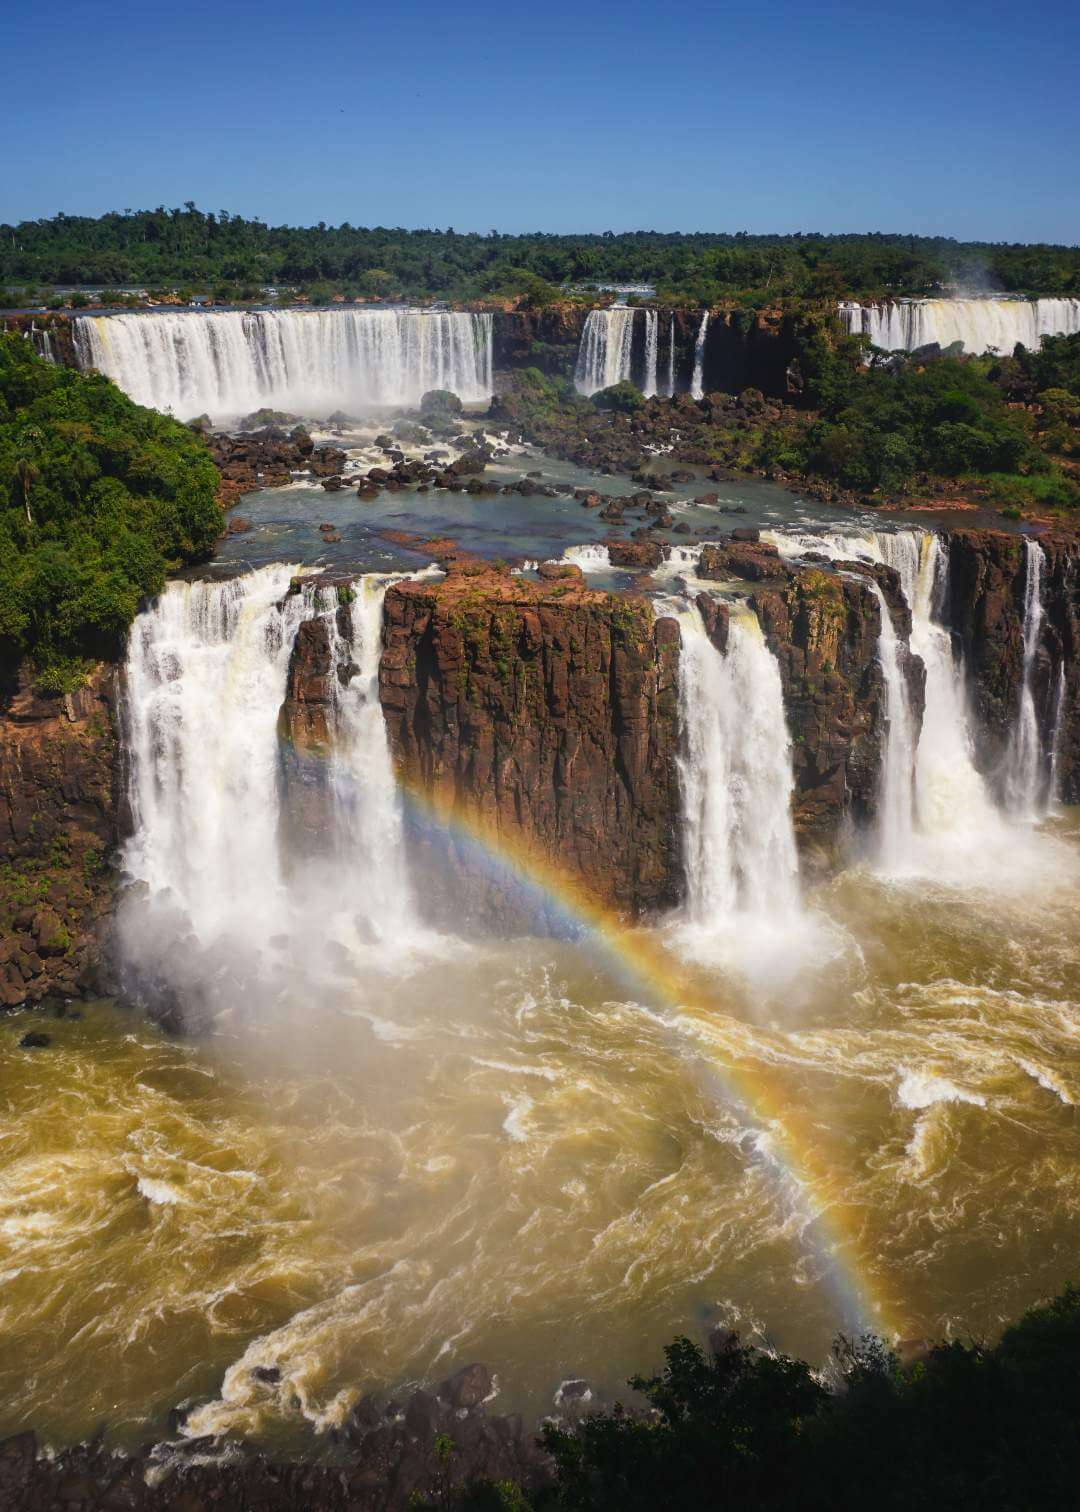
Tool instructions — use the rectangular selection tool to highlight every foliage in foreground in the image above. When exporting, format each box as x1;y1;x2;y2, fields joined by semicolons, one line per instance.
416;1285;1080;1511
0;334;220;687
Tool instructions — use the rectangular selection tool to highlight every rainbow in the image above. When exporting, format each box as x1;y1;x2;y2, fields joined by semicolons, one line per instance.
395;777;907;1343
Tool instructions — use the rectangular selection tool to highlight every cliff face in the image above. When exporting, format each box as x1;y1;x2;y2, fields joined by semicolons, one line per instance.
750;566;924;860
375;562;683;930
0;663;120;1008
946;529;1079;801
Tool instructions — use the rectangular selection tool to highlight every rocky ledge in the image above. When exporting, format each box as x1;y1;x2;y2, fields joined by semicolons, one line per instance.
0;663;120;1010
0;1364;552;1511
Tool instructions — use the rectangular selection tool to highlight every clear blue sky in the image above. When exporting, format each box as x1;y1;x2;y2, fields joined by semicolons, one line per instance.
5;0;1078;242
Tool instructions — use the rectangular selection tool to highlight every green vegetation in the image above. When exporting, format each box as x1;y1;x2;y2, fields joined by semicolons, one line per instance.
3;208;1080;306
414;1285;1080;1510
0;334;221;688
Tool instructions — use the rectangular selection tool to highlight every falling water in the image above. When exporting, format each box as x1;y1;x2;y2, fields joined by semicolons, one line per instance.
642;310;659;398
1004;539;1047;817
865;581;917;866
574;308;637;395
1048;662;1068;809
675;603;800;919
690;312;710;399
764;528;1003;859
322;577;415;940
665;314;676;397
838;297;1080;355
75;309;494;417
120;565;426;1016
122;566;311;943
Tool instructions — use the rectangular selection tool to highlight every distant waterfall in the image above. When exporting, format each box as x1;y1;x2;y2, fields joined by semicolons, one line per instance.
574;308;637;395
74;309;494;418
690;312;710;399
1004;540;1048;816
642;310;659;398
865;580;917;866
838;297;1080;355
676;604;800;919
665;314;676;396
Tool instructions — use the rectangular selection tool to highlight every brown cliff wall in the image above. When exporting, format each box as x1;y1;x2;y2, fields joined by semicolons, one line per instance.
750;566;923;860
376;563;683;930
946;529;1079;802
0;663;121;1008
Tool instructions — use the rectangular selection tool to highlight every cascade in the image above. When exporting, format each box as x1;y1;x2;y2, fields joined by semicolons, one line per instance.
1048;662;1068;809
675;602;800;920
120;565;421;1008
665;314;676;396
122;565;310;942
690;311;710;399
865;580;917;866
642;310;658;397
321;576;415;939
74;308;494;418
838;297;1080;355
574;308;637;395
1004;539;1048;816
764;527;1002;851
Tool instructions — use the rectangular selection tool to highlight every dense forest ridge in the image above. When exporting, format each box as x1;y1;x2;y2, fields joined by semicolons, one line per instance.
2;206;1080;307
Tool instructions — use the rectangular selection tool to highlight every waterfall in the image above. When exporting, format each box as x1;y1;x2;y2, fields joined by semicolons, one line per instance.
838;297;1080;355
1048;662;1068;809
322;576;414;939
119;565;424;1019
74;308;494;418
676;604;800;920
764;527;1002;855
574;308;637;395
122;565;310;942
865;580;917;866
665;314;676;397
1004;539;1047;816
690;312;710;399
642;310;659;398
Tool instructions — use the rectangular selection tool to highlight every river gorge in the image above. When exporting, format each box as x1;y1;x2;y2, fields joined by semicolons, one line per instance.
1;310;1078;1499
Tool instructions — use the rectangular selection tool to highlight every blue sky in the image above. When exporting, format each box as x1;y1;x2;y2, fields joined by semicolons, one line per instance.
5;0;1078;241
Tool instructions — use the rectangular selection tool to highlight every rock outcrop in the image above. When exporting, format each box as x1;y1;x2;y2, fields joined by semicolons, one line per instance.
946;528;1079;800
376;561;683;929
751;566;924;860
0;663;120;1008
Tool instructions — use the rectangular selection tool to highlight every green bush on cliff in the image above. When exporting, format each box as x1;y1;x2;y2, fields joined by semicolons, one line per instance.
0;333;220;686
420;1285;1080;1511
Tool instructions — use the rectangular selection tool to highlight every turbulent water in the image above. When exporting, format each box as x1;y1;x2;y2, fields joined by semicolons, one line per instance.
838;296;1080;354
74;309;494;417
573;308;637;395
2;529;1078;1455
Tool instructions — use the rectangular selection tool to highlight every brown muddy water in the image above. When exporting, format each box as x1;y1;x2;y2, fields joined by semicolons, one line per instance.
2;814;1078;1452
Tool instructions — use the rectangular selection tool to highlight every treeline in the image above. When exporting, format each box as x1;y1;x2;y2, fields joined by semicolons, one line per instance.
418;1284;1080;1511
2;207;1080;306
0;334;220;691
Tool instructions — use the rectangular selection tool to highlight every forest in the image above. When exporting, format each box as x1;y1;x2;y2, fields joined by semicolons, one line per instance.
0;334;221;691
3;207;1080;307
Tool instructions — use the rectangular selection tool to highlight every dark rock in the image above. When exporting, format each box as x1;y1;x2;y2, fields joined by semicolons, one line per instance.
438;1362;493;1410
19;1030;51;1048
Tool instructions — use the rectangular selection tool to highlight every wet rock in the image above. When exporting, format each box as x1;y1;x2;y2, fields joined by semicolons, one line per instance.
439;1362;493;1410
19;1030;51;1048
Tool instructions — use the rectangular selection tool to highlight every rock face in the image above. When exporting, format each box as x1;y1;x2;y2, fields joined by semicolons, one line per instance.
377;561;683;929
946;529;1079;801
0;662;121;1008
751;566;924;860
